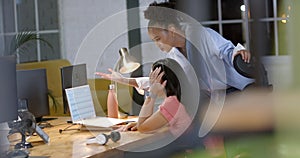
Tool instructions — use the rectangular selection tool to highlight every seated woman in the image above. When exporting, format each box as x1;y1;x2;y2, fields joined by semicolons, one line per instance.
120;58;194;138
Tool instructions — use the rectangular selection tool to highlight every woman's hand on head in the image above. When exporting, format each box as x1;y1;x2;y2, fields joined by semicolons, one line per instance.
149;67;164;86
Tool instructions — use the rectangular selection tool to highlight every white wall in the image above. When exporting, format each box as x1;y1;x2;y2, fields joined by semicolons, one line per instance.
58;0;167;78
58;0;129;78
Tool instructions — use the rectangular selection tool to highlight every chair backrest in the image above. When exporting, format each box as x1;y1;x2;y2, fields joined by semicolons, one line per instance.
130;62;153;105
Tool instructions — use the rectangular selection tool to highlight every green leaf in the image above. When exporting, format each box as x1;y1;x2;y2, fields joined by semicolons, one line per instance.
48;89;58;112
10;30;54;56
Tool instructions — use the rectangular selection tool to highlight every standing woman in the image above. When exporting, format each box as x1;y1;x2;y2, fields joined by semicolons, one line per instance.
142;2;257;156
144;1;254;96
96;1;254;97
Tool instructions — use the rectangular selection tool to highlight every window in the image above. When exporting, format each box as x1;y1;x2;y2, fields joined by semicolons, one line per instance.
0;0;60;63
200;0;289;56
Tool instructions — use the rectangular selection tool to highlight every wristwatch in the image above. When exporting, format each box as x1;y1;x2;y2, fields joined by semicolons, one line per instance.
144;90;157;99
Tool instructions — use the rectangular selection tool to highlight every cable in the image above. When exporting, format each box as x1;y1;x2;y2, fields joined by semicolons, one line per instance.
58;124;81;134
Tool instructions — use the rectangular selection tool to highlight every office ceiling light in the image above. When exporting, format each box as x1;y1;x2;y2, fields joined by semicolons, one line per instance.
117;48;140;74
240;5;245;12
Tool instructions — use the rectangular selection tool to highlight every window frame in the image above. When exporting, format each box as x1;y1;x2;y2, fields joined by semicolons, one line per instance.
0;0;60;62
200;0;287;56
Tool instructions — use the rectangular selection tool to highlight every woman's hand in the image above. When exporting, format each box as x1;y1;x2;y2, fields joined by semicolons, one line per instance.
149;66;167;98
117;122;137;132
149;80;167;98
235;50;251;63
149;67;164;86
95;68;123;81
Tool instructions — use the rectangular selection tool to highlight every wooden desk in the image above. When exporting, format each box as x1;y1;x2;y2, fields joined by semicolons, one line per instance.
8;117;168;158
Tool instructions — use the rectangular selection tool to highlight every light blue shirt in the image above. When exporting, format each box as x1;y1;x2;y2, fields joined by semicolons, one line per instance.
185;26;254;92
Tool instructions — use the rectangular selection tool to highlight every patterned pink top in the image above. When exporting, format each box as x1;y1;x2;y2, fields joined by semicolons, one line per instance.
159;96;192;137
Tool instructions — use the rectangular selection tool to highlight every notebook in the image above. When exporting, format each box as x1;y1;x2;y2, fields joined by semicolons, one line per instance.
65;85;137;128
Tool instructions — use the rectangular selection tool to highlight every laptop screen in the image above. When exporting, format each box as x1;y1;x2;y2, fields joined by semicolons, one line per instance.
65;85;96;123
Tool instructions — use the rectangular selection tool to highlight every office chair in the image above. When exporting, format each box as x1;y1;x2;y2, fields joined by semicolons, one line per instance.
130;62;153;115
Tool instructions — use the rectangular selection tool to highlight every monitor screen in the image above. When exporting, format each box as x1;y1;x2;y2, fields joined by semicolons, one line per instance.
16;69;49;121
61;64;87;114
0;55;18;123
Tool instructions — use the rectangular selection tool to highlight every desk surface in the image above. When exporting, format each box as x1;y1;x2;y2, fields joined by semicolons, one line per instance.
7;89;284;158
8;117;167;158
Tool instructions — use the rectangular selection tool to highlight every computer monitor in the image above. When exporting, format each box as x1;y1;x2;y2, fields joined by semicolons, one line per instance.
60;64;87;114
16;68;49;122
0;55;18;123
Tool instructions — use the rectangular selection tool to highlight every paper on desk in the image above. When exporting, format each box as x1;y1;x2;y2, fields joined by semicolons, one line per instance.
82;117;138;128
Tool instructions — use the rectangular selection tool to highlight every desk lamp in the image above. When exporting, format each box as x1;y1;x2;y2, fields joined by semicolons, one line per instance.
107;48;140;118
117;48;140;74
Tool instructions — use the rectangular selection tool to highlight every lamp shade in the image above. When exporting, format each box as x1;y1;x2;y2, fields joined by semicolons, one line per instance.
117;48;140;74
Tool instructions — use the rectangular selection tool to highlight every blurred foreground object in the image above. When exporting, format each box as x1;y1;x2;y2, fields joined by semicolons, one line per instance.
8;110;36;149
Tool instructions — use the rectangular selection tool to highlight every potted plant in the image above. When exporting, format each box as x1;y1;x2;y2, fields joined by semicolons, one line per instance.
9;30;58;112
9;30;53;63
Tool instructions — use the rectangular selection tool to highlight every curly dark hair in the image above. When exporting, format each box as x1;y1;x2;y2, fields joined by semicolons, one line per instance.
144;1;182;29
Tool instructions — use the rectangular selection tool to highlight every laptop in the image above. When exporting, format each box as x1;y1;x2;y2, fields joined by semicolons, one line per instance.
65;85;137;128
61;63;87;114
